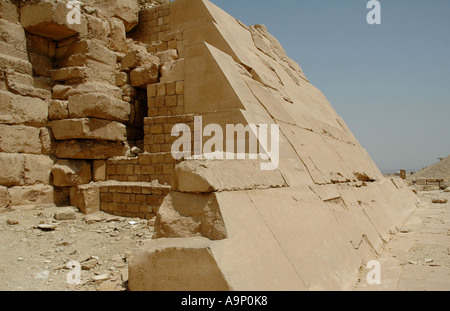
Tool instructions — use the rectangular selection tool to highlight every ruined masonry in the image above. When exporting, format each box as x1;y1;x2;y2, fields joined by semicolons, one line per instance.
0;0;418;290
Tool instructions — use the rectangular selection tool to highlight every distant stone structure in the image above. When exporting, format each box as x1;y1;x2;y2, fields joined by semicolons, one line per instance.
0;0;417;290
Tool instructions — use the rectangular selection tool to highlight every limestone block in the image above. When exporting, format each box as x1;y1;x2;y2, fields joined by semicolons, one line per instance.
0;124;42;154
173;160;287;193
108;17;127;53
160;59;184;83
128;237;230;291
68;93;131;123
130;63;159;87
52;85;72;100
0;185;10;209
0;54;32;75
23;154;54;185
40;127;56;155
0;19;27;52
86;14;111;41
92;160;106;182
0;0;19;23
93;0;138;32
5;72;51;100
154;192;227;241
52;160;92;187
54;206;77;220
121;48;158;70
29;52;53;77
70;184;100;214
0;152;24;187
51;66;90;82
56;140;129;160
8;184;54;207
115;72;129;87
0;41;28;61
50;118;127;141
0;91;48;126
49;100;68;120
20;1;87;41
155;49;179;63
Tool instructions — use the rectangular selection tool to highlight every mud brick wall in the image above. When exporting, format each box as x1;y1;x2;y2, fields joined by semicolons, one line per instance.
106;152;183;186
143;114;195;154
147;81;184;117
129;4;184;57
99;182;171;219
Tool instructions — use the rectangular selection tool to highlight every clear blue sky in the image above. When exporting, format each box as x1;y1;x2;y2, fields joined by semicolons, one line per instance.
210;0;450;172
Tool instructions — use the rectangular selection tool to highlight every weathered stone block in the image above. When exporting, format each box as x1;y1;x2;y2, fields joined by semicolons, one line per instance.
23;154;54;185
0;124;42;154
121;48;158;70
40;127;56;155
68;93;131;122
51;66;90;82
5;71;51;99
0;152;24;187
56;140;129;160
48;100;68;120
0;54;32;75
160;59;184;83
0;185;10;209
0;0;19;23
8;184;54;207
93;160;106;182
70;184;100;214
20;1;87;40
130;63;159;87
108;17;127;53
0;91;48;126
51;118;127;141
52;160;92;187
173;160;286;193
155;49;179;63
0;19;27;52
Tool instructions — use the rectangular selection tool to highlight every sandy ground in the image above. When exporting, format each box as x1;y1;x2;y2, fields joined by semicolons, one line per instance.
0;208;155;291
0;189;448;291
355;189;450;291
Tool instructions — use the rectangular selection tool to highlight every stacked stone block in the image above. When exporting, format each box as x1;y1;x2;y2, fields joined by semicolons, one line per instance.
0;1;55;209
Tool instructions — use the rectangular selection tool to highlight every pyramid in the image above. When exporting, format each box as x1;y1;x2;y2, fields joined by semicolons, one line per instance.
127;0;418;290
0;0;417;290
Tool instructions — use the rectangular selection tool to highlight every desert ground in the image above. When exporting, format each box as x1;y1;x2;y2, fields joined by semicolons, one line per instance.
0;187;448;291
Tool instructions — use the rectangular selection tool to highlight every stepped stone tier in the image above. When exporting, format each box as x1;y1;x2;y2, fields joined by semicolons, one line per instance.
0;0;417;290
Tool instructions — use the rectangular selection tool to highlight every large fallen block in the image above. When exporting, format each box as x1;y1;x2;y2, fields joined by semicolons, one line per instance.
70;183;100;214
50;118;127;141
